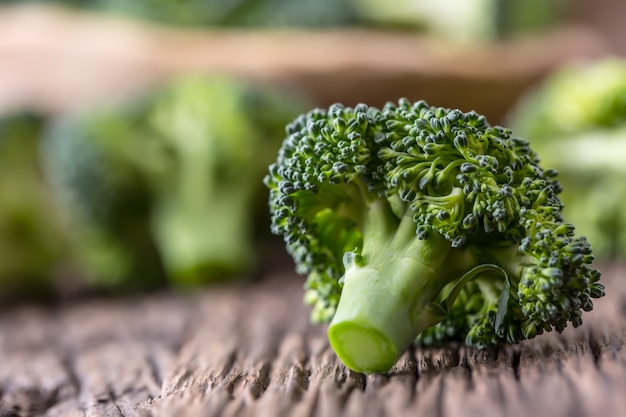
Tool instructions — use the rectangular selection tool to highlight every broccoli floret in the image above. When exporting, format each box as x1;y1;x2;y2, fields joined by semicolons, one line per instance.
265;99;604;374
42;75;308;288
509;58;626;259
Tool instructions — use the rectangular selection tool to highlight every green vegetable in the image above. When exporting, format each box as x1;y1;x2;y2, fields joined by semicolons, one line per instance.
0;113;71;301
42;105;166;291
509;58;626;259
42;75;308;288
265;99;604;374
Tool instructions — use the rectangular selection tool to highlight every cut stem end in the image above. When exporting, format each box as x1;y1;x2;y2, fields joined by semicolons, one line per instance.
328;321;398;374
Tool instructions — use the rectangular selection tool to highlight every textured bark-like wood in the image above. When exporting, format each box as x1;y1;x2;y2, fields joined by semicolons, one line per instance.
0;263;624;417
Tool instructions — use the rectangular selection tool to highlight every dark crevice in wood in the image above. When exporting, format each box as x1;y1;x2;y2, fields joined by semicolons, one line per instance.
107;386;127;417
295;340;313;395
459;351;475;391
302;366;312;392
405;347;419;401
294;337;318;399
59;354;83;410
449;346;461;369
588;332;603;369
510;348;521;381
41;385;63;415
249;362;272;400
221;370;243;398
219;350;238;380
355;372;367;392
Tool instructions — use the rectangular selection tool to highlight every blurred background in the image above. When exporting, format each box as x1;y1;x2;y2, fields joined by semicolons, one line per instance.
0;0;625;305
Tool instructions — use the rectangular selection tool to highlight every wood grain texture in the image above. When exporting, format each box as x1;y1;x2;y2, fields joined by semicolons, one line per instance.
0;262;624;417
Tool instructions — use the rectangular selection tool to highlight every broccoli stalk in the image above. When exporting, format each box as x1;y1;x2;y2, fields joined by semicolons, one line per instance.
266;100;604;374
144;76;307;284
149;135;255;284
329;200;458;372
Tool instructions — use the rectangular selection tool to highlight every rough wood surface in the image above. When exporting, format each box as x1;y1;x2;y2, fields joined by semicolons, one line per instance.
0;261;624;417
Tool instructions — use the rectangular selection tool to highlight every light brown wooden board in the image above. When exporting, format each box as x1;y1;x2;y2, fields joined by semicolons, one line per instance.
0;262;624;417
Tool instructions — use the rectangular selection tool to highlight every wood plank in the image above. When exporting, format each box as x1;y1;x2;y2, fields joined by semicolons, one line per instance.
0;262;624;417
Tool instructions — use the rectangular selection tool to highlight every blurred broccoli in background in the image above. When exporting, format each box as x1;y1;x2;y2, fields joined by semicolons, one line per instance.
42;106;167;291
42;75;309;289
0;113;72;302
508;58;626;259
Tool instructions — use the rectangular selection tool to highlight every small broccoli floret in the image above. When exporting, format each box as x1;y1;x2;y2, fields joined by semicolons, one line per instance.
266;99;604;374
43;75;308;288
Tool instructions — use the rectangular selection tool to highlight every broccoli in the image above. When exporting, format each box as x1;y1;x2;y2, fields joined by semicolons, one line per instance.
508;58;626;259
0;112;72;301
265;99;604;374
42;75;308;288
42;104;166;291
145;76;308;284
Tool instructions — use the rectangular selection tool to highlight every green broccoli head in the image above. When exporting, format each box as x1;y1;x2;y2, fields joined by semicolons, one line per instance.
43;75;309;288
265;99;604;374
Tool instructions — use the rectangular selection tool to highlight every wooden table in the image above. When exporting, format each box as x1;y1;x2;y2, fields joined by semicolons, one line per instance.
0;260;624;417
0;6;625;417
